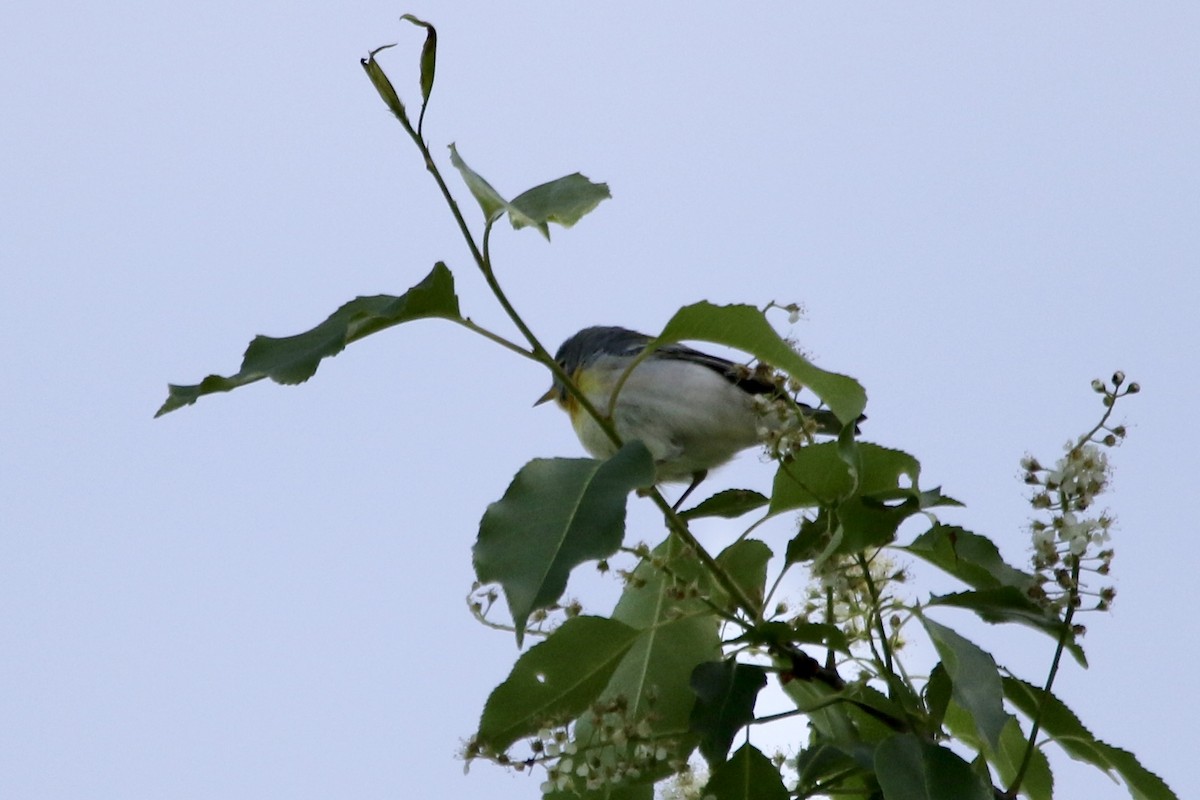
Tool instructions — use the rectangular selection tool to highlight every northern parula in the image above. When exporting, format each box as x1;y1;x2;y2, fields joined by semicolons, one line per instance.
537;326;849;500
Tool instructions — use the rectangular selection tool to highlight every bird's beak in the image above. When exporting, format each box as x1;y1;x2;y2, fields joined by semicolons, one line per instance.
533;386;557;407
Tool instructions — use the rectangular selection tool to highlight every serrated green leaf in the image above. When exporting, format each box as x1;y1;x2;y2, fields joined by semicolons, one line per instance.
927;588;1086;667
920;617;1006;754
475;616;640;752
360;44;409;126
713;539;772;610
448;143;507;222
903;525;1036;591
399;15;436;111
508;173;611;240
942;703;1053;800
473;442;654;645
705;743;789;800
156;263;460;416
1003;676;1178;800
689;660;768;767
679;489;768;521
656;303;866;429
874;734;993;800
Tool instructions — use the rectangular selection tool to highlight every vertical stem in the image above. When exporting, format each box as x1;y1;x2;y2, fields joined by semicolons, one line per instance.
1007;558;1081;797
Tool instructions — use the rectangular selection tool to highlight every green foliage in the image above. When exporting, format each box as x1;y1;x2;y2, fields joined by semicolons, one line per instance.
155;264;460;416
903;525;1036;591
476;616;641;752
1003;677;1177;800
928;588;1086;667
678;489;768;521
942;703;1054;800
449;143;611;237
657;303;865;428
920;617;1007;755
473;443;654;645
713;540;772;610
874;734;994;800
158;17;1175;800
704;743;789;800
689;659;769;766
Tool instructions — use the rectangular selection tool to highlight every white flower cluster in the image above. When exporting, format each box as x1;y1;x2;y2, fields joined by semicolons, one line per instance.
659;763;711;800
752;391;821;461
803;550;909;653
1027;443;1114;558
462;697;692;795
1021;373;1135;614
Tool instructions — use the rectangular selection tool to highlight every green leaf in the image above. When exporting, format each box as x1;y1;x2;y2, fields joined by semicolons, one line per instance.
1003;676;1178;800
448;143;508;222
678;489;768;521
770;442;919;514
689;660;768;766
567;534;722;791
794;744;871;797
779;674;857;745
607;535;721;732
704;743;789;800
771;443;946;555
156;263;460;416
874;734;993;800
473;442;655;645
942;703;1053;800
769;442;855;511
904;524;1036;591
360;43;410;126
841;682;914;740
475;616;640;752
927;588;1086;667
924;663;951;731
507;173;611;240
920;617;1006;754
655;303;866;429
784;509;834;566
399;14;436;111
713;539;772;609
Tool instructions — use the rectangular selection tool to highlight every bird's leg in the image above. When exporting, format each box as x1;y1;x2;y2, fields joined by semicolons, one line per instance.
671;470;708;513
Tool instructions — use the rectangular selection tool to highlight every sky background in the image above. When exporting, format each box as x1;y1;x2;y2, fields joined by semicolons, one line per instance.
3;3;1197;799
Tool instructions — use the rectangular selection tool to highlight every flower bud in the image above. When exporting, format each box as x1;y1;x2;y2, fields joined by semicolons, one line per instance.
1126;382;1140;394
1112;371;1125;386
1091;378;1105;393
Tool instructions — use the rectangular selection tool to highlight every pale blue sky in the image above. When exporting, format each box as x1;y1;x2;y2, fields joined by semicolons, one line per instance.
3;3;1197;799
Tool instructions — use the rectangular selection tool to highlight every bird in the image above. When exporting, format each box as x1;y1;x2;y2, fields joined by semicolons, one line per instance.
536;326;851;508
